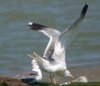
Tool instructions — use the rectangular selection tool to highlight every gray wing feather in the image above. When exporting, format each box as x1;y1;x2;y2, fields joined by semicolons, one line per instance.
60;4;88;48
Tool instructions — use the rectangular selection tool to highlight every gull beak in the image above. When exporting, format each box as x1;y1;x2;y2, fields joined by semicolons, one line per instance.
68;73;74;79
65;70;74;79
70;74;74;79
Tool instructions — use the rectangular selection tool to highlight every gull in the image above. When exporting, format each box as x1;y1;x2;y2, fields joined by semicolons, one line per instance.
14;59;42;84
60;76;88;85
28;4;88;84
72;76;88;82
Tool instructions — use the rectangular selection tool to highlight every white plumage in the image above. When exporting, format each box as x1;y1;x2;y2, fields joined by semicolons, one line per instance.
13;59;42;84
31;59;42;82
60;76;88;85
28;4;88;84
72;76;88;82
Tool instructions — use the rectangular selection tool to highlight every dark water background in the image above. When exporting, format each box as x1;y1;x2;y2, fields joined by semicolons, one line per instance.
0;0;100;82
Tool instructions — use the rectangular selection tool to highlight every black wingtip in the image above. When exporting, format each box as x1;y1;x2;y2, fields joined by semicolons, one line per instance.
28;22;47;30
81;4;88;18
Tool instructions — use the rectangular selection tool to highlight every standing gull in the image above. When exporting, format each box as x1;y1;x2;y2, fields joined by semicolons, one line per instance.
28;4;88;84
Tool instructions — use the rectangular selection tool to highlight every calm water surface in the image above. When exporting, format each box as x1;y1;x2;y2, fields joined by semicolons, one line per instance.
0;0;100;81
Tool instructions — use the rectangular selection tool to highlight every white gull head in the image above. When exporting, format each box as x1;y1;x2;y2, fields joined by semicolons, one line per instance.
72;76;88;82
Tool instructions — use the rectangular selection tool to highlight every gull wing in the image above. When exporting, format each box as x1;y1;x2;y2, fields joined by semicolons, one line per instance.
28;22;61;60
28;22;61;38
60;4;88;48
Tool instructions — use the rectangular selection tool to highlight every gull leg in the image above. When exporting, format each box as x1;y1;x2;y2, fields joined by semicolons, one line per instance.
52;74;57;84
49;73;53;83
49;73;57;84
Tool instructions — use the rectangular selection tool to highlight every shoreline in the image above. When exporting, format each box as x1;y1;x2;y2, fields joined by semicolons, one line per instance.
0;76;100;86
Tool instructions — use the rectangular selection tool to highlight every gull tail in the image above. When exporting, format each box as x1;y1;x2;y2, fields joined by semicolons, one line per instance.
28;52;48;66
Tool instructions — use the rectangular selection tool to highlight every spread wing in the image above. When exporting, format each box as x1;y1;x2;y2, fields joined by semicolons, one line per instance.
28;22;61;60
60;4;88;48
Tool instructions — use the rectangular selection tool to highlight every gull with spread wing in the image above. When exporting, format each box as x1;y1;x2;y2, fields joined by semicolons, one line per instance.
28;4;88;84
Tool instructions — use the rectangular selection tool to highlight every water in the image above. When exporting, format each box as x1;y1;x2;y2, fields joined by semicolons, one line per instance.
0;0;100;81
